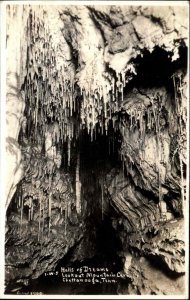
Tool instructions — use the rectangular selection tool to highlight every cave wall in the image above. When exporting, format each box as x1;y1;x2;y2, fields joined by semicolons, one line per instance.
6;6;26;209
6;4;188;209
5;4;188;296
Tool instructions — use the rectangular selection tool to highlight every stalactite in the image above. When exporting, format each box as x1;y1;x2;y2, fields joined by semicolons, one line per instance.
93;124;96;140
76;153;81;215
121;82;124;103
17;9;187;261
28;198;31;221
67;137;71;167
147;107;151;130
101;121;104;135
90;126;93;142
152;104;158;133
18;192;21;208
23;10;80;148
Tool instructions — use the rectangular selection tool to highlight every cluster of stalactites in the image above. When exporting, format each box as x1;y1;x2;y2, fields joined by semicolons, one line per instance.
118;92;168;220
129;96;165;135
79;70;127;139
23;10;78;153
22;9;186;151
17;155;75;241
172;71;187;214
23;9;140;148
23;10;128;162
22;10;186;222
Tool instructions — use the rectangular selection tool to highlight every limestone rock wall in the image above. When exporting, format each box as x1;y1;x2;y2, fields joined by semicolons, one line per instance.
5;4;188;296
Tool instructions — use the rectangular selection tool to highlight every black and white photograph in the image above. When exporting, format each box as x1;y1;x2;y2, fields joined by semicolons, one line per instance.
0;1;189;298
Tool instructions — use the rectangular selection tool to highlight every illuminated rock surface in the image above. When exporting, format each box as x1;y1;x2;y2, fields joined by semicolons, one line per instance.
5;4;187;295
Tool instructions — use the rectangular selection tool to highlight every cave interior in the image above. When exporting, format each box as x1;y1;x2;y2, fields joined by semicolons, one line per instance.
5;5;188;296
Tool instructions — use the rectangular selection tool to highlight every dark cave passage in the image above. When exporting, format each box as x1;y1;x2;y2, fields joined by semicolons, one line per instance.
4;4;188;297
5;42;188;295
33;216;124;295
123;45;187;92
79;123;122;214
47;126;124;295
5;123;125;295
6;44;187;295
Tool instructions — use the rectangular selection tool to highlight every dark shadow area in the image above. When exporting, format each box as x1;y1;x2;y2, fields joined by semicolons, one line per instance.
145;253;185;280
5;39;188;296
123;45;187;93
5;122;125;295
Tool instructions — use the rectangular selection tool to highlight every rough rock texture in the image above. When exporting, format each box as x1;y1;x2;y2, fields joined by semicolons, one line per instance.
5;4;188;296
117;219;185;295
6;6;26;208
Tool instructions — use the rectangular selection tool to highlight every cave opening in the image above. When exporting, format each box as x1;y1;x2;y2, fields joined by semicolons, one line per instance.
4;14;187;294
30;44;189;293
4;4;188;296
6;42;187;294
46;125;125;295
5;120;125;295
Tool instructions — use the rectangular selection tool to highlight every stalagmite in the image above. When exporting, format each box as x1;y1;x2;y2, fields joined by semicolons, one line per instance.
76;153;81;215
